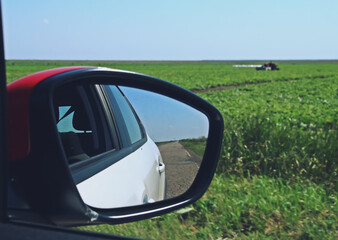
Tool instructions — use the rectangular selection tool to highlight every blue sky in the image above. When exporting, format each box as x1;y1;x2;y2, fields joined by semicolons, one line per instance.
2;0;338;60
120;87;209;142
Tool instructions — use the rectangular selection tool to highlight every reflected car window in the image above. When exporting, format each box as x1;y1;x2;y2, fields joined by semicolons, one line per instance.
104;85;143;145
54;85;114;164
57;106;92;133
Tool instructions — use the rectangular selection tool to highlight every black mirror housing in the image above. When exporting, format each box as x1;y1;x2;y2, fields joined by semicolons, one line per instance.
8;67;223;226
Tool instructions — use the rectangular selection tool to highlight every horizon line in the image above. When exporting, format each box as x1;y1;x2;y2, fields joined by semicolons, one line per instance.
5;59;338;62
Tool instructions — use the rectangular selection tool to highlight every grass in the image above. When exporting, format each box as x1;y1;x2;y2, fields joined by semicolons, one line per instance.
6;60;338;89
179;137;207;158
82;175;337;239
200;76;337;190
7;60;338;239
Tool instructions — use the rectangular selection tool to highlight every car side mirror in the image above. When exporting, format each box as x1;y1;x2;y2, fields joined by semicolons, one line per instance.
8;67;223;226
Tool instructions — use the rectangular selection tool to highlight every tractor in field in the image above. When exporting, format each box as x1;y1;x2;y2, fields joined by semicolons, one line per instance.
233;62;280;71
256;62;279;71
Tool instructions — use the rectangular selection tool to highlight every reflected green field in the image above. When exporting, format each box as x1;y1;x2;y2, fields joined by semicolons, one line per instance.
179;137;207;159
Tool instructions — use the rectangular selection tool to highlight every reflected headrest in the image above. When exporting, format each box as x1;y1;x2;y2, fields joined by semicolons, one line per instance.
73;109;91;131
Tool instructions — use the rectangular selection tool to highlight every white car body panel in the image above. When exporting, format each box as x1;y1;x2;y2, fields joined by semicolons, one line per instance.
76;136;165;209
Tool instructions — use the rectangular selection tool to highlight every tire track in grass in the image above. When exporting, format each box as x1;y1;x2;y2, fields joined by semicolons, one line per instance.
191;74;336;93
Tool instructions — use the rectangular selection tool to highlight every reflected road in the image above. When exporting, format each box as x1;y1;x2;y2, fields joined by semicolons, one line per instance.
158;141;201;199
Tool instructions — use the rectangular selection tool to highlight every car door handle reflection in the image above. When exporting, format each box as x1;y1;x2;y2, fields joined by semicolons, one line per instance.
157;163;165;174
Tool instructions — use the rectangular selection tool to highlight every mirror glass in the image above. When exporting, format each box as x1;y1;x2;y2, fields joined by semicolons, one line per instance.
54;84;209;209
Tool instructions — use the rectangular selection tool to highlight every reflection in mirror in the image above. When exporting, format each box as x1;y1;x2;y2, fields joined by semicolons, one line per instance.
54;84;209;209
121;87;209;199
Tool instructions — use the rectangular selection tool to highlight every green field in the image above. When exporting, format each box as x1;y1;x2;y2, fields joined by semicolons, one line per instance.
7;60;338;239
201;76;337;189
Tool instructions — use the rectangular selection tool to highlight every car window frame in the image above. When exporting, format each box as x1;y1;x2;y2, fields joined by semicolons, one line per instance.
68;84;147;185
101;85;146;148
54;84;113;158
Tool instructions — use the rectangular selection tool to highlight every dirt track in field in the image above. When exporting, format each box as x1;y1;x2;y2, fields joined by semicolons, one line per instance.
191;75;333;93
158;141;202;199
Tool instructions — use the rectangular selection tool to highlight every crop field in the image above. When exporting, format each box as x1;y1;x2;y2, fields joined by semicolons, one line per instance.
7;60;338;239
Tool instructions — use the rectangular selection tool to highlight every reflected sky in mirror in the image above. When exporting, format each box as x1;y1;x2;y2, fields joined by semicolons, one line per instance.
120;86;209;143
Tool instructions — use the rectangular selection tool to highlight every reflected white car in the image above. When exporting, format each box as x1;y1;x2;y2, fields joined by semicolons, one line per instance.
55;84;166;209
77;135;165;208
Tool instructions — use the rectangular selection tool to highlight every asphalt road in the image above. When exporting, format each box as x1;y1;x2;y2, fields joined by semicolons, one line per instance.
158;141;202;199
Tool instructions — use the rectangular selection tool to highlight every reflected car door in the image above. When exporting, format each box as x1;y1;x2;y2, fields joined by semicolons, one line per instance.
75;85;165;209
